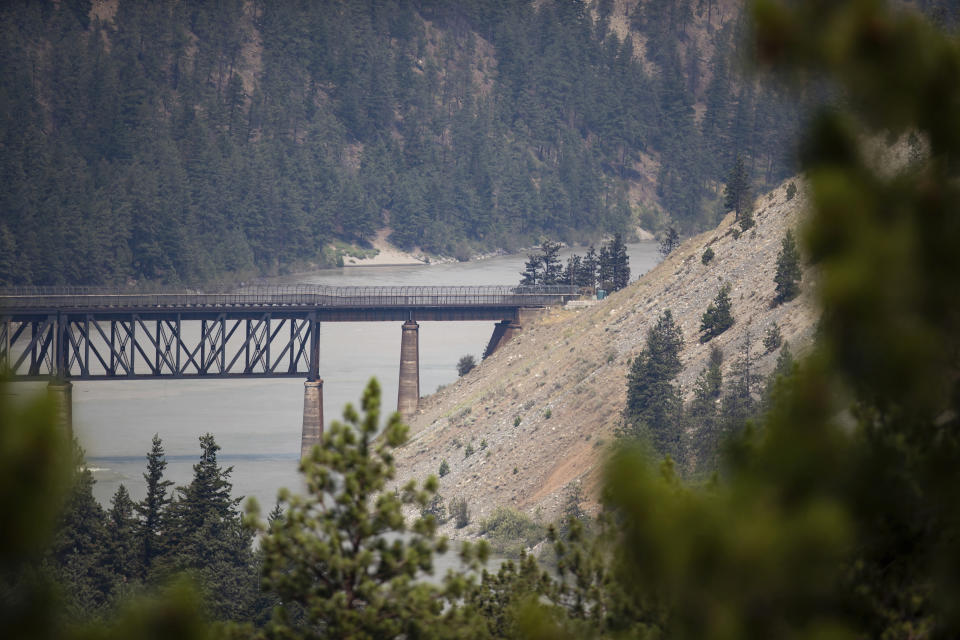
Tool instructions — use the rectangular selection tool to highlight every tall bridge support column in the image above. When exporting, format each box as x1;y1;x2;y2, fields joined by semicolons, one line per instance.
398;320;419;416
47;379;73;440
300;379;324;459
301;314;323;459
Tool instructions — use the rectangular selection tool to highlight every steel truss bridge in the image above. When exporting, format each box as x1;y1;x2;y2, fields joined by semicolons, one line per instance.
0;285;577;381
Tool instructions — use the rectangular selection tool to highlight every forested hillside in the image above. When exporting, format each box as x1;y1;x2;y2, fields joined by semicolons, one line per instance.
1;0;811;286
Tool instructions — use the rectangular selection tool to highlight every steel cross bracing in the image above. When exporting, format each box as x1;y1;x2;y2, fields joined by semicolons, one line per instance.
0;285;577;381
0;313;317;380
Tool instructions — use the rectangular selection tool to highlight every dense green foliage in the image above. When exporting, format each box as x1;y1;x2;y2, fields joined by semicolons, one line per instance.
25;429;266;632
0;0;806;286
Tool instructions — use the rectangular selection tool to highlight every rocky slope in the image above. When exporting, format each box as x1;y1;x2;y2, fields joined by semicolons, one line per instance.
392;177;819;537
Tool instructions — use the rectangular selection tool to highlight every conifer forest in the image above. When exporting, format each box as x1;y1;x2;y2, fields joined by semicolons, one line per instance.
1;0;810;286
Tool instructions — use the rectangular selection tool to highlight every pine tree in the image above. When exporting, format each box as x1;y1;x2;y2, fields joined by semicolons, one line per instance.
172;434;240;531
136;434;173;576
773;229;802;305
719;339;761;434
538;239;562;285
609;233;631;290
165;434;258;622
622;310;685;462
761;341;794;415
597;242;614;290
723;154;751;220
47;445;113;620
688;345;724;473
252;378;488;638
582;245;599;287
699;283;734;343
520;239;563;285
519;251;542;285
105;484;141;596
739;206;755;232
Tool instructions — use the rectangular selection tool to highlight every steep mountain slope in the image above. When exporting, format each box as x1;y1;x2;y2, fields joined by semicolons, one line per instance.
393;177;818;534
2;0;807;286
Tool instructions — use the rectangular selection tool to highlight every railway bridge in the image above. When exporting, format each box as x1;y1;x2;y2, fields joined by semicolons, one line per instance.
0;285;578;456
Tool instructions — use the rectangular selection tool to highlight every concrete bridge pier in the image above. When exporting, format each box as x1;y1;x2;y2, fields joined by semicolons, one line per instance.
484;320;523;358
300;379;324;459
301;314;323;459
47;379;73;440
398;320;419;416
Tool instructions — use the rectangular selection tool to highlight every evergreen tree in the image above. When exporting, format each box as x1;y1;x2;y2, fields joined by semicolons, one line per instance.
688;345;724;474
136;434;172;577
763;321;783;353
622;310;685;462
719;338;761;434
699;283;734;343
723;154;751;220
761;341;794;415
46;445;113;620
519;252;542;285
609;233;631;291
582;245;599;287
659;226;680;257
541;239;564;285
170;434;240;531
596;234;630;292
739;205;755;232
105;484;141;597
597;242;614;291
562;254;583;286
251;378;488;638
164;434;259;622
519;239;563;285
773;229;802;304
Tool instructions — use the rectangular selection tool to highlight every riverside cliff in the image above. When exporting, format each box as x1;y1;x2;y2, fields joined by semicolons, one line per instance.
393;177;819;536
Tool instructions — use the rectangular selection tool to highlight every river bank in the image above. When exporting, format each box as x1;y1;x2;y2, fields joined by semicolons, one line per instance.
335;225;657;268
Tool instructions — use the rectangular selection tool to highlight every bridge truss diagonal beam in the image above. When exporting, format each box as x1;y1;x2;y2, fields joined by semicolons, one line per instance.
2;314;318;381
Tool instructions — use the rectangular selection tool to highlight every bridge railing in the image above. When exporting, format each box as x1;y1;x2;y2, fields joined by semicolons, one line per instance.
0;285;579;310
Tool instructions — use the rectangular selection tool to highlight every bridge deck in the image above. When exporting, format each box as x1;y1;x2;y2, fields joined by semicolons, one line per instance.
0;285;577;314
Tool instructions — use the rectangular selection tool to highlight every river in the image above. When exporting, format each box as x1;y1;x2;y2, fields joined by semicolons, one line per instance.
16;242;660;509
